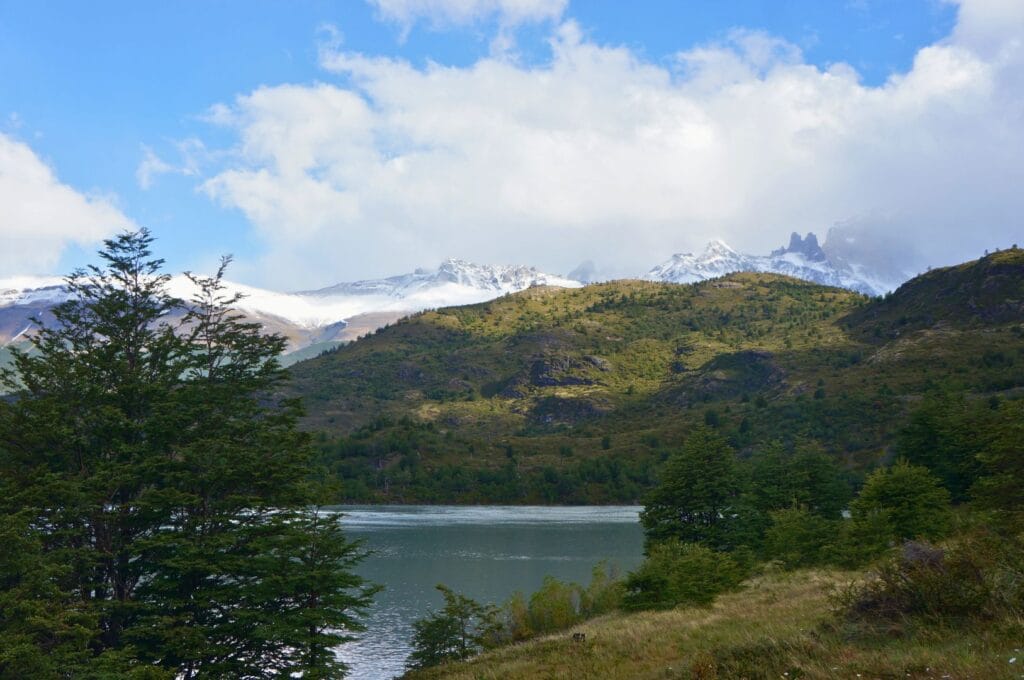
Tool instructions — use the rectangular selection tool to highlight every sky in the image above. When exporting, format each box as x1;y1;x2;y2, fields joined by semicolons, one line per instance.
1;0;1022;289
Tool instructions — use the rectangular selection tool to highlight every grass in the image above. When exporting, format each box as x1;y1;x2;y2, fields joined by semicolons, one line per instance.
402;569;1024;679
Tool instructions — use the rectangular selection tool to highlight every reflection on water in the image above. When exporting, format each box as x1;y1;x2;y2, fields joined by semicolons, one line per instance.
333;505;644;680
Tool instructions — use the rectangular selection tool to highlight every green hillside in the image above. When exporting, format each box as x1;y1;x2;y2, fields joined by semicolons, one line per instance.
288;248;1024;503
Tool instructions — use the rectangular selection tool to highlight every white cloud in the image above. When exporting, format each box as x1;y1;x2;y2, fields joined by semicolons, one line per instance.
201;0;1024;287
367;0;566;28
136;139;205;190
136;145;175;190
0;134;135;276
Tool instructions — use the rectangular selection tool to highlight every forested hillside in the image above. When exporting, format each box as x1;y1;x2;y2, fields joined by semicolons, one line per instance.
288;248;1024;503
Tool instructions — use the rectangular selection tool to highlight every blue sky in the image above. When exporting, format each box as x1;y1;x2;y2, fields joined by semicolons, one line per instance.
1;0;1020;288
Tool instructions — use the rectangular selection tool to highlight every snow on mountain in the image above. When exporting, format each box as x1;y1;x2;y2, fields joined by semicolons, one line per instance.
297;258;581;320
645;233;899;296
0;260;582;348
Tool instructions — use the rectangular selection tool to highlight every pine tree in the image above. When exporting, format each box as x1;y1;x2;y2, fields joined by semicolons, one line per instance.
850;460;952;542
640;427;752;551
0;230;375;678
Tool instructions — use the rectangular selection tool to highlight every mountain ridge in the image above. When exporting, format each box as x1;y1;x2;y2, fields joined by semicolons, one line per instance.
284;248;1024;503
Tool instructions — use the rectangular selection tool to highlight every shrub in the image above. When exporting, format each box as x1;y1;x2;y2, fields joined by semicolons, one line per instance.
827;509;894;568
850;460;952;542
835;540;998;630
527;576;580;634
764;506;838;569
623;540;745;611
407;586;498;670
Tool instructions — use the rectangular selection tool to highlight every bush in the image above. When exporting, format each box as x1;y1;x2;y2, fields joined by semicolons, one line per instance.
623;540;745;611
850;460;952;542
764;506;838;569
835;540;1001;630
527;577;579;634
827;510;895;568
407;585;498;670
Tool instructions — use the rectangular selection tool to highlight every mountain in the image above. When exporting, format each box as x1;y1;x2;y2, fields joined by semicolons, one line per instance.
645;232;902;296
0;259;582;360
285;248;1024;504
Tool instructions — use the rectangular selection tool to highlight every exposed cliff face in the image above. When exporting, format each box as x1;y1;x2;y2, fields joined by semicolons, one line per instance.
645;232;902;296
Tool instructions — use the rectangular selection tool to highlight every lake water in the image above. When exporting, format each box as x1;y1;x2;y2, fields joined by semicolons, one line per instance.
334;505;644;680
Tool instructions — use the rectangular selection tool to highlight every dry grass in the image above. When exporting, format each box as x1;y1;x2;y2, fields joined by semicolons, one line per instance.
403;569;1023;680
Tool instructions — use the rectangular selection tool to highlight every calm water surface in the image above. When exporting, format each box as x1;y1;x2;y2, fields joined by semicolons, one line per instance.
334;505;644;680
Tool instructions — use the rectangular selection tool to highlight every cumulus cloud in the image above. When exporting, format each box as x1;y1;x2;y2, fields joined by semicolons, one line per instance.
201;0;1024;287
0;134;135;276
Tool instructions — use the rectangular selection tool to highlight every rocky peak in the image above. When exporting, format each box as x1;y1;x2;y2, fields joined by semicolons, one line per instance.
772;232;828;262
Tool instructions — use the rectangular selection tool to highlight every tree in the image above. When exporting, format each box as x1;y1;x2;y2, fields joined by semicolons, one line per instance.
897;391;990;502
764;506;837;569
749;440;851;519
971;400;1024;529
640;427;751;551
850;460;952;542
406;585;498;670
0;231;376;678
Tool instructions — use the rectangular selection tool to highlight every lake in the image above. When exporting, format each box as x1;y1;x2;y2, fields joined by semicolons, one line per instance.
334;505;645;680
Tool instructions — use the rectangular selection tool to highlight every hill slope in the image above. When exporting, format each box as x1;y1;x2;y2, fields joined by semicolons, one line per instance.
401;570;1018;680
288;249;1024;503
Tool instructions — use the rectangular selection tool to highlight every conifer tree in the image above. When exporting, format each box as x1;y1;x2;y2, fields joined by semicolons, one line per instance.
0;230;375;678
640;427;751;551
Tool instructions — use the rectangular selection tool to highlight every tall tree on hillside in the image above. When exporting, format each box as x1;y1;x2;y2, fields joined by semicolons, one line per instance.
0;230;375;678
640;427;751;551
850;460;952;542
897;390;991;502
971;400;1024;530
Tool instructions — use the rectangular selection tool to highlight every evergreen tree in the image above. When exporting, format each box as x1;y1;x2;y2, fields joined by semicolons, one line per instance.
971;400;1024;529
0;231;375;678
749;440;850;519
897;391;990;502
850;460;952;542
640;427;751;551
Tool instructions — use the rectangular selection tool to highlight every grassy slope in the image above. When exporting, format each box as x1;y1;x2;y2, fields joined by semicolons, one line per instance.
403;570;1021;680
288;249;1024;501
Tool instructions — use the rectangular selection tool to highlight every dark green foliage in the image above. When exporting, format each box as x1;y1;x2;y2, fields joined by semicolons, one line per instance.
0;232;375;678
850;460;952;542
623;540;745;610
407;586;498;670
749;441;851;519
827;510;895;569
896;391;991;502
971;400;1024;529
640;428;753;551
764;506;838;569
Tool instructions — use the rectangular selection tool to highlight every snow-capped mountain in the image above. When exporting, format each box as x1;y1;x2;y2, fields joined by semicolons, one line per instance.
300;258;580;307
645;232;900;296
0;259;582;355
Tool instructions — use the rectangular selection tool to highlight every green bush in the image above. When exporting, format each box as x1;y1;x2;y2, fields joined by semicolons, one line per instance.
764;506;838;569
850;460;952;542
827;510;895;568
527;576;579;634
406;586;498;670
623;540;745;611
